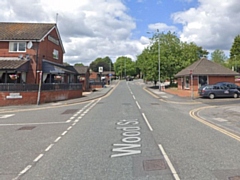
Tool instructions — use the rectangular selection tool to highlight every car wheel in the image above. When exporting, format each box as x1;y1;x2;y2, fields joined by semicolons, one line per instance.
233;93;238;98
209;93;215;99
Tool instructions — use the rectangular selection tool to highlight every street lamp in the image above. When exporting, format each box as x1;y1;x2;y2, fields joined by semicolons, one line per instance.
147;29;161;91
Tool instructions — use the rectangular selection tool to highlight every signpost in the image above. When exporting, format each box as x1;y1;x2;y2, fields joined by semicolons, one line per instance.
98;66;103;82
190;70;194;99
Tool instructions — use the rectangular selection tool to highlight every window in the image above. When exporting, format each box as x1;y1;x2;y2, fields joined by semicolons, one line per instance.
198;76;208;86
213;86;220;89
53;49;59;59
9;42;26;52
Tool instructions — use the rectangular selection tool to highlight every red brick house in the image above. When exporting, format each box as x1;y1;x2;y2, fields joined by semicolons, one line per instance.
0;22;85;106
0;22;79;84
175;58;239;91
73;65;91;91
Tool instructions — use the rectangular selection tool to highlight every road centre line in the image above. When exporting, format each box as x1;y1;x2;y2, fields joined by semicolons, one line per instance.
142;113;153;131
135;101;141;109
158;144;180;180
12;165;32;180
54;136;61;142
45;144;54;152
33;154;44;162
133;95;136;100
62;131;68;136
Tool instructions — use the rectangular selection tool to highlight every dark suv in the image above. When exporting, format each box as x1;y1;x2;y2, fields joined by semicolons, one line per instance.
198;84;240;99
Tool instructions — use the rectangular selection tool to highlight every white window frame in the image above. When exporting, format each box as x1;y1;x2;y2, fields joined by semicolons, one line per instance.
184;76;190;89
9;42;26;52
53;49;59;59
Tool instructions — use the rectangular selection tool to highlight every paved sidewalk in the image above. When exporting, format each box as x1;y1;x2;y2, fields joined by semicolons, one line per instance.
0;83;116;111
145;85;199;103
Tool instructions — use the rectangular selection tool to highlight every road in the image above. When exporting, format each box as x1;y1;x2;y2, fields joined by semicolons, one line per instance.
0;80;240;180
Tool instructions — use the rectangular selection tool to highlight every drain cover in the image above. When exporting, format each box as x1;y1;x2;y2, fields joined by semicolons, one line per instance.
143;159;167;171
18;126;36;130
229;176;240;180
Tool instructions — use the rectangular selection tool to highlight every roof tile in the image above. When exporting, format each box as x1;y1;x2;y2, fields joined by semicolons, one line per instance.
0;22;55;40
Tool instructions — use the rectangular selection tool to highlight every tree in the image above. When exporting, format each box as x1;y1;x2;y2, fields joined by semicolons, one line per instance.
89;56;113;72
211;49;227;65
229;35;240;72
114;56;136;79
136;31;209;84
74;63;84;66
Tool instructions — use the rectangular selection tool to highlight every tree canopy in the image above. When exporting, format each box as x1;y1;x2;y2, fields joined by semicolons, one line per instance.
229;35;240;72
89;56;113;72
211;49;227;66
114;56;136;79
136;31;208;84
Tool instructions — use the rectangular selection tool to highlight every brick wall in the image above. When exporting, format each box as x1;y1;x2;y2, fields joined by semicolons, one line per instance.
0;90;82;106
177;75;236;91
209;76;235;84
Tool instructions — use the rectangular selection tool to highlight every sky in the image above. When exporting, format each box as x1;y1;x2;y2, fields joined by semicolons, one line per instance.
1;0;240;65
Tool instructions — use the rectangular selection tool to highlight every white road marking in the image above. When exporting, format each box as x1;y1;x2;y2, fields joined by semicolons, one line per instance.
158;144;180;180
12;99;100;180
0;114;15;118
45;144;54;152
133;95;136;100
13;165;32;180
54;136;61;142
136;101;141;109
62;131;68;136
34;154;44;162
213;117;228;122
142;113;153;131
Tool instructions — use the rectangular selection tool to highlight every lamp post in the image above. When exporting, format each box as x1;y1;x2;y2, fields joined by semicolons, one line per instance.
147;29;161;91
157;30;160;91
125;58;126;79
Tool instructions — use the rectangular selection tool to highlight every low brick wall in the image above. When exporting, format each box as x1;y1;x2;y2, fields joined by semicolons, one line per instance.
0;90;82;106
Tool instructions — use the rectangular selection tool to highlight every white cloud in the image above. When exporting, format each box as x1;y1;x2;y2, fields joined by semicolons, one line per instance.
0;0;145;65
148;23;178;33
172;0;240;54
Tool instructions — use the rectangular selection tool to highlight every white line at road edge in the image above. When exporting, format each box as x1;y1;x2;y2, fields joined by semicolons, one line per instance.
158;144;180;180
142;113;153;131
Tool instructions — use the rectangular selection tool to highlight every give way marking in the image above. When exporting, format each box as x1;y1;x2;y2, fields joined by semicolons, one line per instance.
0;114;15;119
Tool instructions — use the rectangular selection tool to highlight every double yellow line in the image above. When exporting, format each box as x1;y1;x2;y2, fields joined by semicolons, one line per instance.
189;106;240;142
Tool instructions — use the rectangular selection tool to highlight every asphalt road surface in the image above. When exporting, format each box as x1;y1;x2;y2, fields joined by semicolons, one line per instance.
0;80;240;180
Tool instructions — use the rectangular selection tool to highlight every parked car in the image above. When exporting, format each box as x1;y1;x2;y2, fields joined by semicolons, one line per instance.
214;82;240;91
126;76;133;81
198;84;240;99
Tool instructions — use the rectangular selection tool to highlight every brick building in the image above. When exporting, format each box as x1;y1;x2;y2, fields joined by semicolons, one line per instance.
0;22;89;106
0;22;79;84
175;58;239;91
